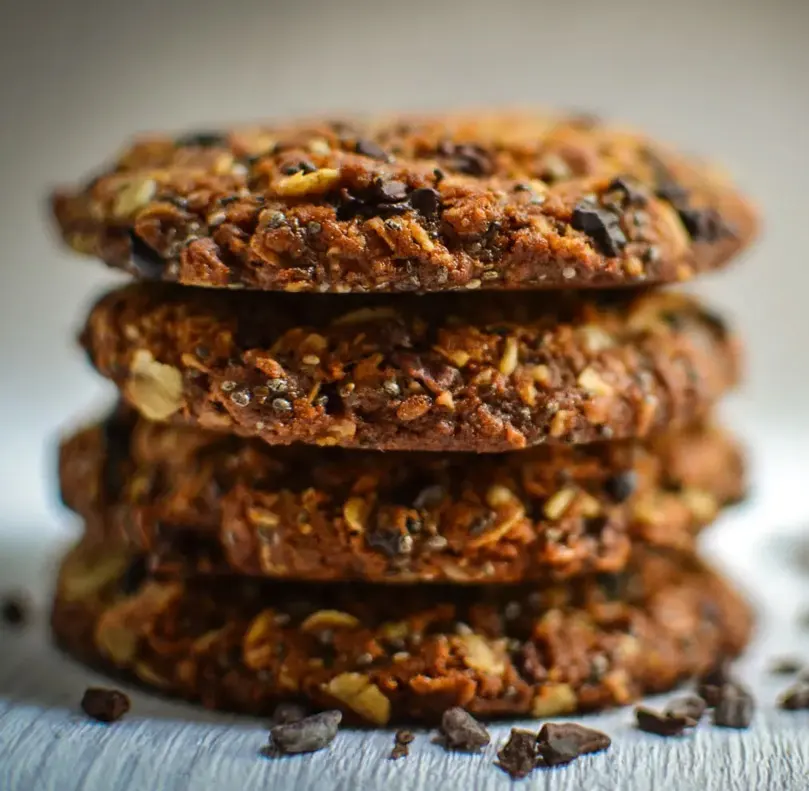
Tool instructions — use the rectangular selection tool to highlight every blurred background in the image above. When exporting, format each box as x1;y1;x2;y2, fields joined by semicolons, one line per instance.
0;0;807;541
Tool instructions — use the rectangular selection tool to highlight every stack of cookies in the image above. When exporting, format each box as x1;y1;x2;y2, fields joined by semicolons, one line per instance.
50;113;758;725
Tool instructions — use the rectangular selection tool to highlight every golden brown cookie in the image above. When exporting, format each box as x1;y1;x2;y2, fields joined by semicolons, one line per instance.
60;409;745;584
52;112;757;293
51;536;753;725
80;284;740;452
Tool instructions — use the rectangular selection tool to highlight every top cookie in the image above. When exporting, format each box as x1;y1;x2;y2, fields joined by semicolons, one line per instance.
51;112;757;293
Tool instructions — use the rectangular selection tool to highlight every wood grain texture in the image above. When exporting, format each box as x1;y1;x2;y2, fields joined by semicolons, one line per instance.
3;494;809;790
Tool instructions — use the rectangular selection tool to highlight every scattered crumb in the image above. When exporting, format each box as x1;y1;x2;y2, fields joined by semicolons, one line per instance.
81;687;131;723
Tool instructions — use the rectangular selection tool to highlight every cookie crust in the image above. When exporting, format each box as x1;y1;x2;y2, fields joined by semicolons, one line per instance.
60;410;746;584
80;284;741;452
52;112;757;294
51;537;753;725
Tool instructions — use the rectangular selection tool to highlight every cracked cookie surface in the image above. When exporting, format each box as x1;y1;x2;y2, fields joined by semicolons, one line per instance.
52;112;757;294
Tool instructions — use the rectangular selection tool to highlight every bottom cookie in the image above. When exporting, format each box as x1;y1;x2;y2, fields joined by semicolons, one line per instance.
51;536;752;725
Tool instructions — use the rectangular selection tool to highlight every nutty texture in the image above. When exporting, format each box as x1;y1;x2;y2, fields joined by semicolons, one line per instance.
51;536;752;725
60;409;746;584
51;112;757;293
80;284;741;452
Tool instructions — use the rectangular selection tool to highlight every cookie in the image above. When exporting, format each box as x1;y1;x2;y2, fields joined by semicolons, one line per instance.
60;409;746;583
51;537;753;725
51;112;757;293
80;284;740;452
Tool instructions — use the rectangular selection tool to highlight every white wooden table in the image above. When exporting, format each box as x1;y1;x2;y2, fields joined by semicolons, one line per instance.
3;428;809;790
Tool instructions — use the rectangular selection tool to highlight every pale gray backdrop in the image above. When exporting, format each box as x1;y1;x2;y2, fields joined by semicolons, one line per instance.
2;1;809;788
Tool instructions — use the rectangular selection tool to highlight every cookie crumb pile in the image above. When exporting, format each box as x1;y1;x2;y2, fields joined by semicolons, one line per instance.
49;110;756;727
